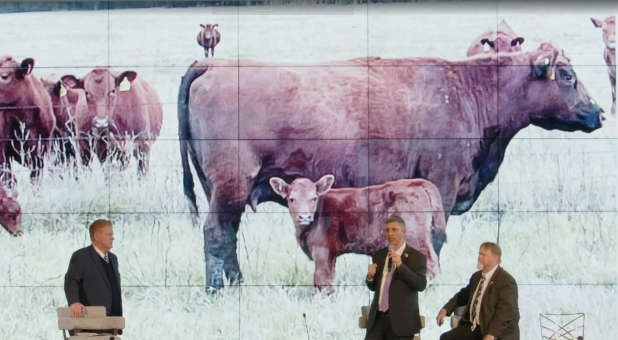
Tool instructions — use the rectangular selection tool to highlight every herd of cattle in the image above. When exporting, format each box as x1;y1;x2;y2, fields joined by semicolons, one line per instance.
0;16;615;291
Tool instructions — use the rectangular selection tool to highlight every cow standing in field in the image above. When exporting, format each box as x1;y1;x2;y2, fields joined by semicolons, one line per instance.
42;77;93;166
591;16;616;114
178;42;603;290
466;19;524;57
197;24;221;58
0;56;56;184
61;69;163;175
0;186;21;236
268;175;446;291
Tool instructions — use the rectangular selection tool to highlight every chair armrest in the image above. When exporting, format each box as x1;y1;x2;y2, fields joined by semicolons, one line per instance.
58;316;125;330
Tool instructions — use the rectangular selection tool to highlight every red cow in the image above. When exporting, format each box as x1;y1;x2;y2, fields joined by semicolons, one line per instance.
0;56;56;184
0;186;21;236
269;175;446;291
42;77;93;166
591;16;616;114
61;69;163;174
197;24;221;58
179;42;603;289
466;19;524;57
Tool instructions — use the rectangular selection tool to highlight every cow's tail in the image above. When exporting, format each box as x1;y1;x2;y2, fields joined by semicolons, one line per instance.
178;60;209;227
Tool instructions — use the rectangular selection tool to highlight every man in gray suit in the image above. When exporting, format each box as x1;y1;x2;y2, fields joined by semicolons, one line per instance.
64;219;122;318
365;215;427;340
437;242;519;340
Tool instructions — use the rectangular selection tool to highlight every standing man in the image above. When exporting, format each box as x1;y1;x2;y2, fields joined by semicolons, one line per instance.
365;215;427;340
64;219;123;318
437;242;519;340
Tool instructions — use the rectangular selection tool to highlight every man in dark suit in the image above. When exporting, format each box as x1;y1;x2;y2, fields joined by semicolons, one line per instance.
365;215;427;340
64;219;122;318
437;242;519;340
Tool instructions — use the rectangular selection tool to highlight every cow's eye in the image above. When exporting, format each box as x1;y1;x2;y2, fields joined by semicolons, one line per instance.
559;69;575;84
109;89;116;96
311;197;317;202
289;198;295;203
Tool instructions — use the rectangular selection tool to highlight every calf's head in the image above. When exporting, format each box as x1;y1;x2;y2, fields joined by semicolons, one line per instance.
269;175;335;226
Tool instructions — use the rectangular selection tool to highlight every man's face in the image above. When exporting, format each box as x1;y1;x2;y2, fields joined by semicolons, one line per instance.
385;221;404;247
477;246;497;271
95;225;114;252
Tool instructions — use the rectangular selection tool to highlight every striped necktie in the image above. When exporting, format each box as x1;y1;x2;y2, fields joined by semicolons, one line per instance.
104;253;109;263
470;274;486;331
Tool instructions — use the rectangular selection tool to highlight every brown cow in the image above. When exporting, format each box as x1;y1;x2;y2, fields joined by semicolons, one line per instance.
466;19;524;57
197;24;221;58
41;77;93;166
591;16;616;114
0;56;56;184
269;175;446;291
0;186;21;236
61;69;163;174
178;42;603;289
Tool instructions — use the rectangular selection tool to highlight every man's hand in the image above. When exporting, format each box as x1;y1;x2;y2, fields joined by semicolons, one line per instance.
389;250;402;268
483;335;495;340
436;308;447;326
367;263;378;281
69;302;86;317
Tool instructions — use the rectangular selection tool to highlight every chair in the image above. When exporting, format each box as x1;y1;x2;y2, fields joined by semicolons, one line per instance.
57;306;124;340
450;306;467;329
359;305;425;340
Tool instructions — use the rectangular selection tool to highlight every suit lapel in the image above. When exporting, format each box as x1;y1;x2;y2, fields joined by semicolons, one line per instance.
468;271;482;307
481;266;501;312
89;245;111;289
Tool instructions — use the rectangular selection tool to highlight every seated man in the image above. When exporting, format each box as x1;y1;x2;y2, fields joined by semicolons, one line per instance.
437;242;519;340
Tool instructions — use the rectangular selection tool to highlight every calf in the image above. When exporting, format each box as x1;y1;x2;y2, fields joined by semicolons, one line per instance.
269;175;446;290
197;24;221;58
591;16;616;114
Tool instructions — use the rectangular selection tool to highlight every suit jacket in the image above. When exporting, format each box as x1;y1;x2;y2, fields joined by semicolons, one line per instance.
365;245;427;336
64;245;122;316
442;266;519;340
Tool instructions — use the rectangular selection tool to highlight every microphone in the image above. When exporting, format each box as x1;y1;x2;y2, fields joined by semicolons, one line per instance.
302;312;310;340
387;244;394;270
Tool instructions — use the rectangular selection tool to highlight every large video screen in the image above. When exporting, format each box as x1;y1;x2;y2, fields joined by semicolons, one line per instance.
0;1;615;339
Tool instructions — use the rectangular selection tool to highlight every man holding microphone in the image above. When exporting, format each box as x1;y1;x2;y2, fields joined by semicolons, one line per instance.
365;215;428;340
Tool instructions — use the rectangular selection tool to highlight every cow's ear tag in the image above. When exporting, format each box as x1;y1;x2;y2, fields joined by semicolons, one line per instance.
59;83;67;97
118;77;131;92
543;58;556;80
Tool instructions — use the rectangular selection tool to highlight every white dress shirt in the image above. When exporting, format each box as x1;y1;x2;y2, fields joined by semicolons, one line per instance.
471;264;499;330
377;242;406;305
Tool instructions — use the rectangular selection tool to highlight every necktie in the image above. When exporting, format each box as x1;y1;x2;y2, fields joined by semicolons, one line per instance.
470;274;486;331
104;253;109;263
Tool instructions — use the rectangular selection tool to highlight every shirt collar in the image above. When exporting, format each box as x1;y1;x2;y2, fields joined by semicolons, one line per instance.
93;244;107;259
395;242;406;255
482;264;499;279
